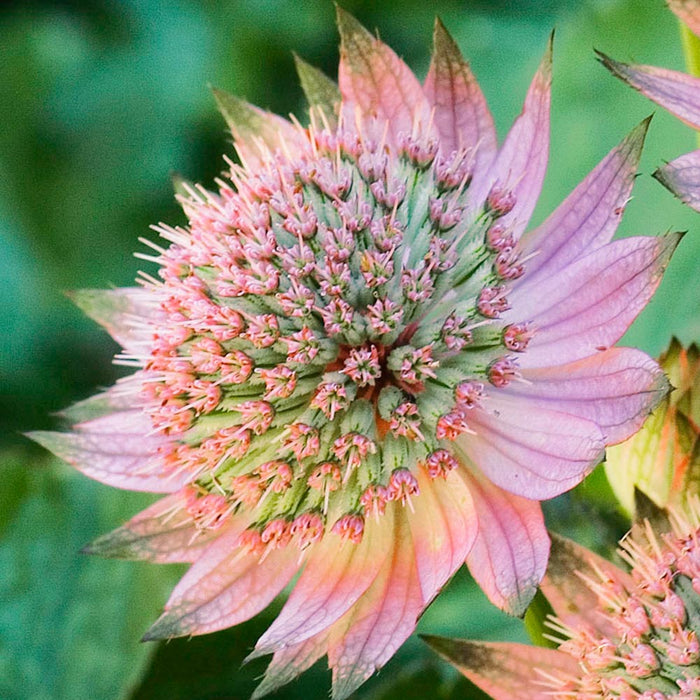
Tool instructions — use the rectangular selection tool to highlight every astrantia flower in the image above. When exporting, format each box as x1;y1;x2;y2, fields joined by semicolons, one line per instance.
600;0;700;210
425;501;700;699
31;10;676;698
606;338;700;515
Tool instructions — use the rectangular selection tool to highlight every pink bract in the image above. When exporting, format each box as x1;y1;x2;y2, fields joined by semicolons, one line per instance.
31;10;676;699
600;0;700;211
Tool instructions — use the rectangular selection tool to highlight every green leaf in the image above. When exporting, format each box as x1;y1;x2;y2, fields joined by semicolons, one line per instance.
0;450;181;700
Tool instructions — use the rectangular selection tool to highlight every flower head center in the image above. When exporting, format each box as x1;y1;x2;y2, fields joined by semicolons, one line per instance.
136;117;535;546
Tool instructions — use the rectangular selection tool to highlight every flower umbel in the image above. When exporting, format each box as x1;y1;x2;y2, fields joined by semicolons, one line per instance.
425;500;700;699
31;10;676;698
600;0;700;210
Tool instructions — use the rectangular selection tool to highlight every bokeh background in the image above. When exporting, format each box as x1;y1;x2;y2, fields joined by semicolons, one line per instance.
2;1;699;698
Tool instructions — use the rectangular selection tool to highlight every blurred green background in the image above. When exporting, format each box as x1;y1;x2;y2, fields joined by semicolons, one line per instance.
2;1;699;699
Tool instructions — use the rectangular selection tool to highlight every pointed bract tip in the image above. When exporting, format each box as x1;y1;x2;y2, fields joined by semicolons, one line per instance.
593;48;611;64
292;51;317;80
210;86;253;133
242;646;269;664
652;165;669;187
420;633;483;667
652;362;673;404
293;52;341;117
431;16;466;62
420;632;451;653
666;335;684;357
291;51;306;72
432;16;452;45
546;531;591;582
170;172;193;198
595;49;631;81
613;114;653;162
63;288;128;327
66;289;90;313
250;683;273;700
141;613;186;642
652;166;696;210
78;527;137;559
80;541;98;556
25;430;59;454
211;86;239;114
251;660;311;700
336;5;372;46
210;88;284;150
630;112;654;141
503;582;540;618
64;288;105;312
633;487;672;530
540;30;554;77
663;229;687;254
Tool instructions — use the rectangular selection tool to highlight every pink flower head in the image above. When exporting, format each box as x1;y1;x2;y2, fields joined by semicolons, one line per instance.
32;10;675;699
599;0;700;210
425;499;700;699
